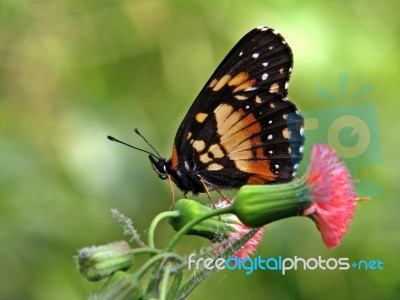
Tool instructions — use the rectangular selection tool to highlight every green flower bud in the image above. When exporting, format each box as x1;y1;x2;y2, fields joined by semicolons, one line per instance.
232;177;311;228
90;271;142;300
78;241;133;281
169;199;235;242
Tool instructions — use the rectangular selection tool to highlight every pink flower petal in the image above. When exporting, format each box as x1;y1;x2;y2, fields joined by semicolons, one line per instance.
304;144;357;248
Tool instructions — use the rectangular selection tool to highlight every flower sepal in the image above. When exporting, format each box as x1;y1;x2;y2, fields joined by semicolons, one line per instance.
232;177;311;228
169;199;234;242
78;241;134;281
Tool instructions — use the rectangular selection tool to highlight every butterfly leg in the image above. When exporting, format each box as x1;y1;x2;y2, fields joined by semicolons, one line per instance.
167;174;176;208
216;190;231;203
200;179;216;208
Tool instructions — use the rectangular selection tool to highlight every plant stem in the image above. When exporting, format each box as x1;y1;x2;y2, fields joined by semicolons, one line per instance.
148;211;180;248
131;248;161;256
136;253;181;279
159;264;171;300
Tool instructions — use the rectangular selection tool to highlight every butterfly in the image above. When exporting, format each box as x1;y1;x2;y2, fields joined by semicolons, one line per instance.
110;26;305;199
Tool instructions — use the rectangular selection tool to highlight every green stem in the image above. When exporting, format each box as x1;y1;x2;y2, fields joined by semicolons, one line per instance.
136;253;181;279
148;211;180;248
165;206;234;252
159;264;171;300
131;248;161;256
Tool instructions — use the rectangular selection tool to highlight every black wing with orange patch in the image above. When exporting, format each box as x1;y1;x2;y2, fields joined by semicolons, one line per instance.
169;26;304;192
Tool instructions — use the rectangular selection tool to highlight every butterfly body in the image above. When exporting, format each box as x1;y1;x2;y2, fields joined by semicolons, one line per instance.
150;155;205;194
150;26;305;196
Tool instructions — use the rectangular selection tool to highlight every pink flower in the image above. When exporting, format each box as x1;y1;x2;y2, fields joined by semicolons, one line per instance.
212;200;264;259
303;144;358;248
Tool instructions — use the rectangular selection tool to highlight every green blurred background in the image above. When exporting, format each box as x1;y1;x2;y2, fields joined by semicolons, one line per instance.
1;0;399;299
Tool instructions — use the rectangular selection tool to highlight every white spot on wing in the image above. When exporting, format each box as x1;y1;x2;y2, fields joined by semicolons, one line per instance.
239;51;243;56
272;29;279;35
268;150;273;154
252;53;259;58
299;145;304;153
262;62;269;67
257;26;269;31
300;126;305;136
275;164;279;169
285;81;289;89
268;120;272;124
262;73;269;80
268;134;273;140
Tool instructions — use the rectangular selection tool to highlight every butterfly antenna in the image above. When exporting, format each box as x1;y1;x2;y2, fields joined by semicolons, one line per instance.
134;128;162;159
107;135;158;159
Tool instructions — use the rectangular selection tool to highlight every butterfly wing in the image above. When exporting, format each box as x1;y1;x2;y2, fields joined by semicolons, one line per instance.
171;26;304;190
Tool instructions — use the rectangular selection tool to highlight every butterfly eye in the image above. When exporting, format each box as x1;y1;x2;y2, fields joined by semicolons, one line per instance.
149;155;168;180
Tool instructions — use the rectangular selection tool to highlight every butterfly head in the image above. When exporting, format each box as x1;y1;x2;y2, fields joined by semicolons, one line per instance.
108;129;169;180
149;155;169;180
